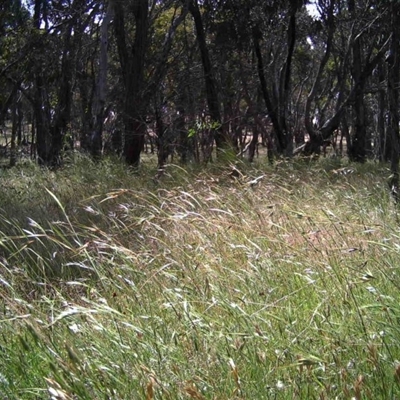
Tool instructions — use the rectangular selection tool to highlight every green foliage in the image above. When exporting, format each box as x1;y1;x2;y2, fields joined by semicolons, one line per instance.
1;159;400;398
188;120;221;138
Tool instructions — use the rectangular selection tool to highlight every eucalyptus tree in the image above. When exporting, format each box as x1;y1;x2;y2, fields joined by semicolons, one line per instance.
249;0;308;157
186;0;236;158
304;0;390;158
90;1;114;158
303;0;336;155
214;0;310;158
0;1;30;138
345;0;389;162
110;0;189;166
24;0;101;166
151;11;199;164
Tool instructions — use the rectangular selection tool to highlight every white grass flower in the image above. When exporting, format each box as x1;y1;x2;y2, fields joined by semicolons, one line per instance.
276;380;285;390
68;323;81;334
0;373;9;386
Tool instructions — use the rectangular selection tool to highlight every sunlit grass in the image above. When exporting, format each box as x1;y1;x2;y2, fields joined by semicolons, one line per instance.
1;156;400;399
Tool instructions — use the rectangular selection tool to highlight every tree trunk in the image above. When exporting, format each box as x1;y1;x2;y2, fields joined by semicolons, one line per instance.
176;102;190;164
278;0;298;156
387;3;400;200
111;0;148;166
10;92;18;167
377;62;387;161
155;107;168;169
347;0;366;162
112;0;188;166
188;0;230;153
50;22;74;167
91;1;114;158
252;26;285;153
304;34;390;157
304;0;335;152
248;124;259;163
33;0;51;165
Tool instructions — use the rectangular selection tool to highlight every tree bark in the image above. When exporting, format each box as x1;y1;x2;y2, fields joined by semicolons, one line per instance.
387;3;400;200
50;21;74;167
347;0;366;162
252;0;298;158
91;1;114;158
112;0;188;166
278;0;298;156
304;32;391;156
304;0;335;152
33;0;51;165
9;90;18;167
376;62;387;161
111;0;148;166
188;0;230;153
252;26;285;153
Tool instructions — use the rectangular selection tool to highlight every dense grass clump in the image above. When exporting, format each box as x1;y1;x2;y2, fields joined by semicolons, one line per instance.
1;155;400;399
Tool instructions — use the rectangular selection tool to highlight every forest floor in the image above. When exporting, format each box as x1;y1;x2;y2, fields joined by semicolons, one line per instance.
1;155;399;399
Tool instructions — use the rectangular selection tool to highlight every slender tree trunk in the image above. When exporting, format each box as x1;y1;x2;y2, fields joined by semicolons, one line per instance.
252;27;285;153
50;23;74;167
155;107;168;168
33;0;51;165
77;69;93;151
304;36;390;156
377;62;387;161
176;102;190;164
10;93;18;167
30;113;36;159
304;0;335;153
278;0;298;156
188;0;230;153
17;99;23;146
91;1;114;158
248;124;259;163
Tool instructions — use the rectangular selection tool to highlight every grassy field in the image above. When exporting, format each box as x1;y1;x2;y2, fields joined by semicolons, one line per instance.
1;154;400;399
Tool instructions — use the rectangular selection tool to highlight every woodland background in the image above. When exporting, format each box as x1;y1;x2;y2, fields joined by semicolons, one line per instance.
1;1;400;183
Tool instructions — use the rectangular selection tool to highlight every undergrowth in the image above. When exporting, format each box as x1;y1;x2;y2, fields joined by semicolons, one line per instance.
1;155;400;399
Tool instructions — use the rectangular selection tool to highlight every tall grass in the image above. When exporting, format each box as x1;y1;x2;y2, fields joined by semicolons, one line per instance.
1;155;400;399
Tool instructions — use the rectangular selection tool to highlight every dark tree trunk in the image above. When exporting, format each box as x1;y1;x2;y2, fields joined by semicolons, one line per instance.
252;27;285;153
124;116;146;167
248;124;259;163
155;107;168;169
112;0;148;166
10;92;18;167
278;0;298;156
188;0;230;153
176;104;189;164
34;79;51;165
347;0;366;162
33;0;51;165
304;35;390;157
304;0;335;153
112;0;188;166
17;99;23;146
77;67;93;152
50;22;74;167
91;2;114;158
377;62;387;161
252;1;299;157
387;3;400;200
349;90;366;162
